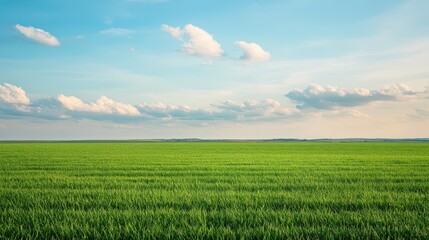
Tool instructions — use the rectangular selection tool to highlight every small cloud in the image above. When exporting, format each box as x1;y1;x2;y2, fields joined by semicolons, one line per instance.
236;41;270;61
182;24;223;57
129;47;137;52
162;24;224;58
73;35;84;40
0;83;31;116
57;95;140;116
0;83;30;105
161;25;182;40
15;24;60;46
99;28;136;36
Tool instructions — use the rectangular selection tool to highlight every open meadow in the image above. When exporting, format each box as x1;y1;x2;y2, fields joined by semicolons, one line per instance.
0;142;428;239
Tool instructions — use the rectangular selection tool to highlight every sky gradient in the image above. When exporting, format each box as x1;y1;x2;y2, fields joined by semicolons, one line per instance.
1;0;428;140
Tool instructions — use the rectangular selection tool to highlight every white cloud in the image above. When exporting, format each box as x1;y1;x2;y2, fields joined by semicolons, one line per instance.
214;99;295;119
1;84;427;125
15;24;60;46
286;83;420;109
236;41;270;61
99;28;136;36
182;24;223;57
139;99;297;122
161;25;182;40
138;102;216;120
0;83;30;104
162;24;224;58
380;83;419;96
57;95;140;116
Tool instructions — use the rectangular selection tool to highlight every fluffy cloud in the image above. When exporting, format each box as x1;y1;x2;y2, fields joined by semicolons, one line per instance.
235;41;270;61
162;24;224;58
57;95;140;116
0;83;30;104
138;103;219;120
139;99;296;122
15;24;60;46
182;24;223;57
2;83;428;124
379;83;419;96
0;83;32;117
286;83;419;109
99;28;136;36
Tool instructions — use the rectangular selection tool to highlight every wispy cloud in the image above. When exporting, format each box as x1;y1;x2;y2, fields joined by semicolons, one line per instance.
99;28;136;36
15;24;60;46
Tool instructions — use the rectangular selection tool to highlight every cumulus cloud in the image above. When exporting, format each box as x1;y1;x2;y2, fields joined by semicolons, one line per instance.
15;24;60;46
0;83;32;117
0;83;30;105
139;99;297;122
99;28;136;36
1;84;299;123
2;83;427;124
162;24;224;58
379;83;419;96
57;95;140;116
236;41;270;61
182;24;223;57
286;83;420;109
138;103;219;120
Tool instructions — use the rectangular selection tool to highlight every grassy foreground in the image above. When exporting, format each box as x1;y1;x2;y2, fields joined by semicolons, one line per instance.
0;142;428;239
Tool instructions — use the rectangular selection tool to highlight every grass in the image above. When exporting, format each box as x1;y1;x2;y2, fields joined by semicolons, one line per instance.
0;142;428;239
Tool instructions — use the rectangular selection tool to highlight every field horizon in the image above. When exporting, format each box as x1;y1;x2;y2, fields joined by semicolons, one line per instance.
1;138;429;143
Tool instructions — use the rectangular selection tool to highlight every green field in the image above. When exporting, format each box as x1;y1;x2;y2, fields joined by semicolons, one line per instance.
1;142;428;239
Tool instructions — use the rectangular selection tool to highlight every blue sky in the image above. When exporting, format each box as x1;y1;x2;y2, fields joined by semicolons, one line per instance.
1;0;428;139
